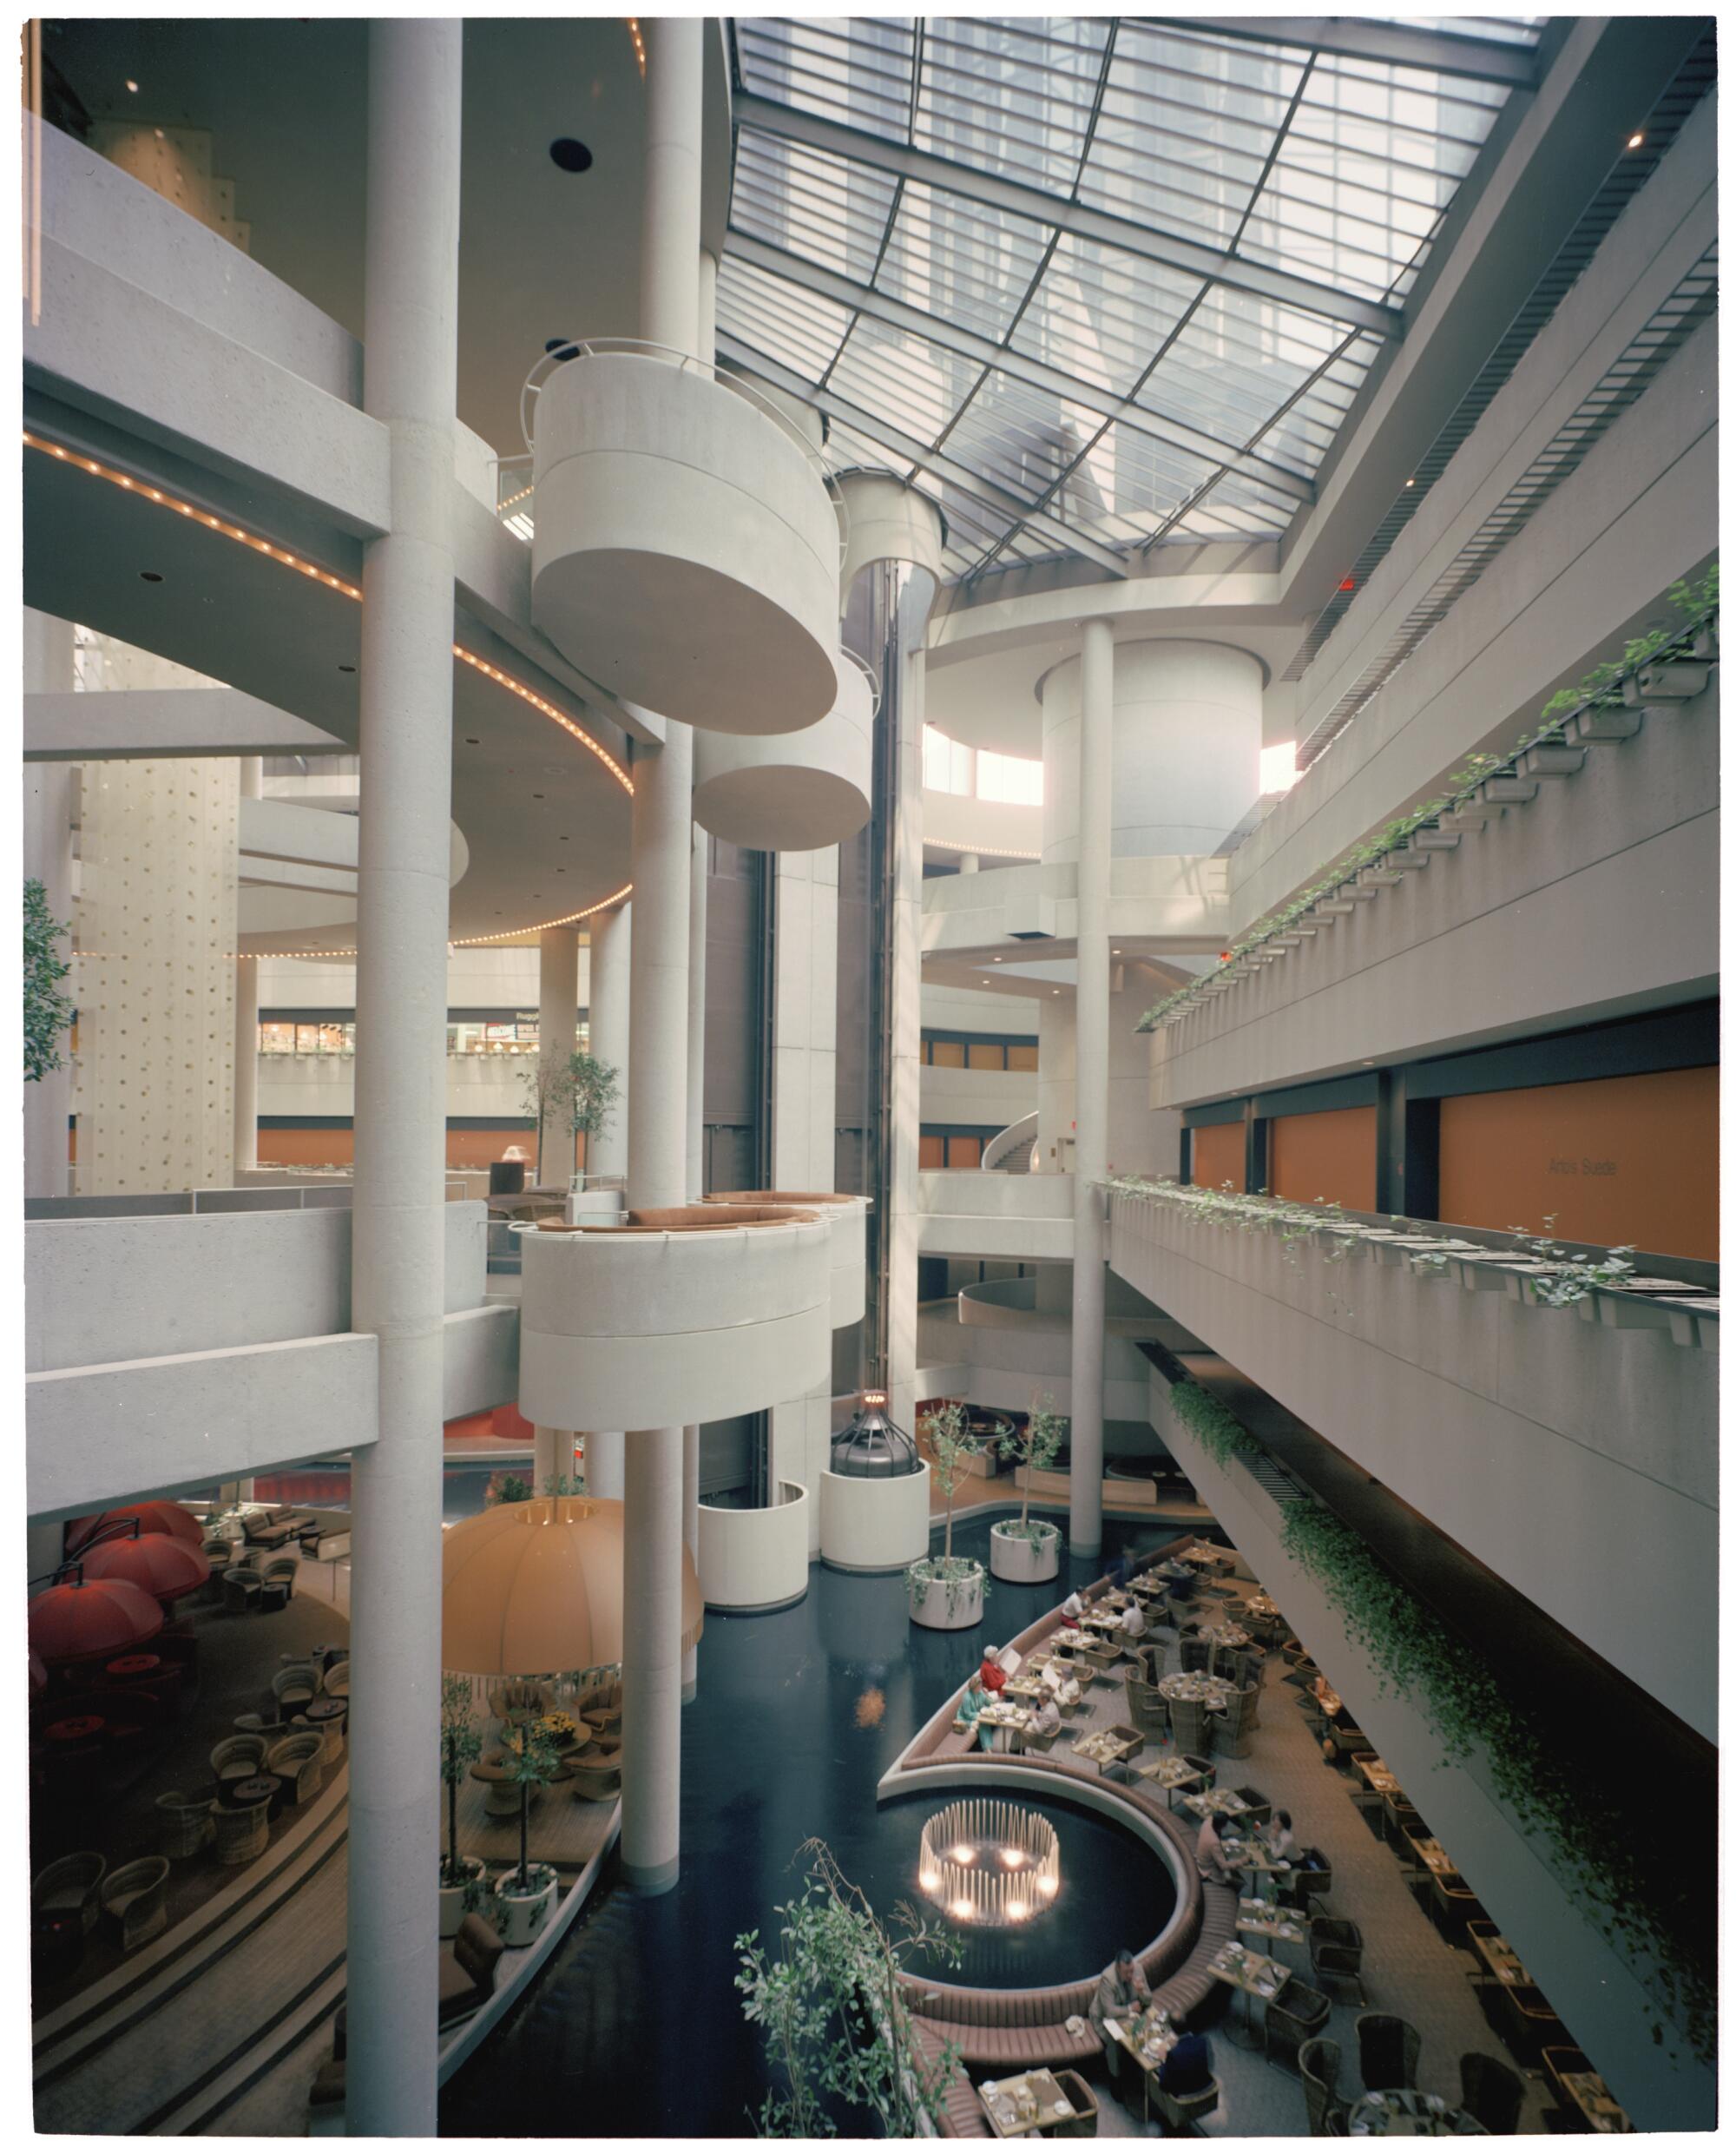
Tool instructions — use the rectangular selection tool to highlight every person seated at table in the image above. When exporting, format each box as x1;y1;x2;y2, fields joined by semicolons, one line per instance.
1196;1813;1243;1890
1264;1808;1297;1861
1042;1658;1082;1709
1027;1692;1062;1742
956;1673;993;1751
1088;1948;1151;2081
1119;1597;1147;1642
979;1644;1009;1696
1058;1591;1084;1630
1156;2029;1213;2098
1112;1545;1139;1587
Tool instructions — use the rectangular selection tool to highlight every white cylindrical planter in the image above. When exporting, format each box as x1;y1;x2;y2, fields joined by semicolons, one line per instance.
1038;638;1263;866
692;645;872;850
697;1482;810;1612
990;1520;1062;1584
908;1562;985;1630
819;1462;931;1574
493;1864;558;1947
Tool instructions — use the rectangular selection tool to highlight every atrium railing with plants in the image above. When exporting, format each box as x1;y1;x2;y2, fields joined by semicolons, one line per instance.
1141;570;1718;1035
1155;1365;1713;2065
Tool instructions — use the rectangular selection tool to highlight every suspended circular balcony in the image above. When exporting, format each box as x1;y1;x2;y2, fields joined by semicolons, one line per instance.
692;645;875;850
529;344;842;734
701;1190;868;1328
515;1203;833;1433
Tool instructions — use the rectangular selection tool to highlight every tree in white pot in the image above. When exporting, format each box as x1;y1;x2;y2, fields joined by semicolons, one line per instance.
438;1673;484;1938
907;1401;991;1629
492;1720;562;1945
517;1048;621;1192
990;1393;1066;1583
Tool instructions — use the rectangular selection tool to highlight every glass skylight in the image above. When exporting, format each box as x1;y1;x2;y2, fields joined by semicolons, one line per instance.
722;14;1540;579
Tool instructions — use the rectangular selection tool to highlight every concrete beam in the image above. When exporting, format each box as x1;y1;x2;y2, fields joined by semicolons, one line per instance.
25;686;349;761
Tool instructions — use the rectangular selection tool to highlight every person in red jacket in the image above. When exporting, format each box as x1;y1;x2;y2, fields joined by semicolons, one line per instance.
978;1644;1009;1696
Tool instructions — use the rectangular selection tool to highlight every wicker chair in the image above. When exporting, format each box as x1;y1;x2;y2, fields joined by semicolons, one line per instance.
1299;2035;1346;2136
1235;1786;1272;1828
1124;1656;1170;1739
320;1658;351;1702
1266;1978;1332;2068
1051;2069;1100;2138
99;1856;170;1953
32;1852;106;1933
1358;2013;1421;2093
1214;1684;1256;1760
1178;1637;1212;1675
210;1733;269;1795
1312;1942;1366;2007
1169;1696;1213;1757
155;1791;215;1861
268;1729;329;1803
273;1663;321;1721
1459;2052;1524;2133
1178;1753;1216;1792
1287;1848;1332;1905
211;1799;270;1866
1149;2071;1218;2136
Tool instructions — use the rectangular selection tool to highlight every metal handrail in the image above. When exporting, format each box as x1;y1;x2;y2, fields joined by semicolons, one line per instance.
840;641;883;715
517;337;850;576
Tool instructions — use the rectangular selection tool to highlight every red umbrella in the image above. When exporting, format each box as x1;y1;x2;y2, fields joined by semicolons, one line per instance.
78;1532;209;1604
64;1500;202;1555
30;1574;164;1663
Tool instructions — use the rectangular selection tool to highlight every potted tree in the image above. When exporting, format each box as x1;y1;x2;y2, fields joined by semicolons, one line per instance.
735;1836;964;2138
906;1401;990;1630
518;1048;621;1198
23;877;75;1086
437;1673;484;1938
491;1720;562;1946
565;1051;620;1196
990;1394;1065;1583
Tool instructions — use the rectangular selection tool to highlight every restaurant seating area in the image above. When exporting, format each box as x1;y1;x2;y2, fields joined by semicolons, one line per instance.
897;1539;1631;2138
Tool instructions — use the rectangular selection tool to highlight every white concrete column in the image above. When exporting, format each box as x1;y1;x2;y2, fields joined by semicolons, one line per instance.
536;923;580;1187
687;825;707;1199
957;851;980;874
233;758;261;1178
1069;619;1113;1560
584;900;629;1181
23;609;75;1200
886;640;926;1429
344;23;461;2137
535;1423;572;1489
618;10;703;1894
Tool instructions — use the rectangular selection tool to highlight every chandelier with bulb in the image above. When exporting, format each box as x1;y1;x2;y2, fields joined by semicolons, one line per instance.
917;1801;1060;1927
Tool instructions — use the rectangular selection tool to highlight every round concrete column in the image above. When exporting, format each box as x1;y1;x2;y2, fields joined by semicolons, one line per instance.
1069;619;1113;1561
585;901;629;1182
1040;638;1262;866
957;852;980;874
536;924;580;1188
344;22;462;2136
618;11;704;1896
683;818;707;1701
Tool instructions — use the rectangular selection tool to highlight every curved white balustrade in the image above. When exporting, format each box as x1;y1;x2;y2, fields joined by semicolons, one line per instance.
700;1190;867;1329
835;468;947;591
819;1460;932;1574
516;1210;832;1433
530;350;839;734
692;645;873;849
696;1481;810;1612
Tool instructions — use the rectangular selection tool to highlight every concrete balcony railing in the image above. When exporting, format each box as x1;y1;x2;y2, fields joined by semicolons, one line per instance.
702;1190;867;1329
917;1169;1073;1262
696;1481;810;1612
1108;1182;1716;1741
516;1207;832;1433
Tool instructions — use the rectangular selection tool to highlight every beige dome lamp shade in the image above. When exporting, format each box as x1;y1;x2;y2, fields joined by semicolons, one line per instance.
442;1494;703;1679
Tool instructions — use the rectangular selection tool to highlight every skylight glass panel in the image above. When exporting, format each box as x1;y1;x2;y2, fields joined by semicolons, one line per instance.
877;181;1050;342
916;16;1109;191
826;313;972;446
731;130;899;285
1009;236;1202;399
716;253;853;379
737;16;917;142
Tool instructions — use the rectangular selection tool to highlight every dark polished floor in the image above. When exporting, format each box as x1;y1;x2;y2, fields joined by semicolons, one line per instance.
439;1509;1194;2138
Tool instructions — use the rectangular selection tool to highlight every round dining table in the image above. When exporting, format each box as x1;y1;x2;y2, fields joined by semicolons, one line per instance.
1159;1670;1236;1712
105;1652;163;1681
1347;2090;1486;2136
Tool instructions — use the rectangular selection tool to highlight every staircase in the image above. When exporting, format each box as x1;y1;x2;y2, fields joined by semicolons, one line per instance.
981;1112;1038;1174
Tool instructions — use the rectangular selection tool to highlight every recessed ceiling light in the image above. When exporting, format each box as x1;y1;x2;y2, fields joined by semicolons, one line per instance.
549;137;594;174
1404;478;1415;489
139;570;162;583
125;78;138;93
338;662;356;673
464;736;480;745
1628;131;1645;149
532;792;545;800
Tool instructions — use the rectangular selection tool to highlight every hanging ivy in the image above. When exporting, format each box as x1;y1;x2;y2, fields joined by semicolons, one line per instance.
1273;1499;1712;2060
1139;576;1719;1032
23;876;74;1084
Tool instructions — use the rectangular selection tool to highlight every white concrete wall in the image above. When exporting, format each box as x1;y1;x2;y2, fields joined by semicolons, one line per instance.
1161;1385;1710;2131
916;1169;1074;1262
1154;671;1720;1106
919;1062;1037;1131
697;1482;810;1610
1037;983;1180;1179
1111;1192;1715;1741
771;845;839;1190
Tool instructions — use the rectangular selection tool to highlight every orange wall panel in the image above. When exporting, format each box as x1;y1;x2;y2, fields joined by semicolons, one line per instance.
1190;1120;1246;1193
1437;1065;1718;1259
1269;1105;1378;1214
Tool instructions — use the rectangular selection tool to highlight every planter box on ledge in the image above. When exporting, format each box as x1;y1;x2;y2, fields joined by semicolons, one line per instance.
909;1558;985;1630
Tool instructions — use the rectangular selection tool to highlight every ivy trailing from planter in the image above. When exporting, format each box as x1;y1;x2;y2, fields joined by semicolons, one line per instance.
1166;1374;1262;1472
905;1557;991;1613
1138;580;1720;1034
1277;1499;1712;2060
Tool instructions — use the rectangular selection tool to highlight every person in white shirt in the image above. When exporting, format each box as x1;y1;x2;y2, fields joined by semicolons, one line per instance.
1027;1694;1062;1742
1265;1810;1297;1861
1120;1598;1147;1642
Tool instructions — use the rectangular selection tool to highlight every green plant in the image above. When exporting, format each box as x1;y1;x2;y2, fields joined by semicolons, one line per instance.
540;1470;583;1499
996;1393;1066;1540
923;1400;982;1571
23;877;74;1084
1166;1375;1262;1470
485;1470;534;1505
1278;1499;1712;2059
519;1047;621;1182
496;1723;562;1894
734;1836;964;2137
439;1675;483;1887
1139;587;1720;1035
904;1555;992;1614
